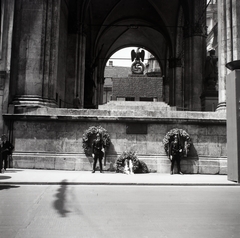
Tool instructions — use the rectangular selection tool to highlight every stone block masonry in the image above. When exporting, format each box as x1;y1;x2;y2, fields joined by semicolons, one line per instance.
112;77;163;101
5;106;227;174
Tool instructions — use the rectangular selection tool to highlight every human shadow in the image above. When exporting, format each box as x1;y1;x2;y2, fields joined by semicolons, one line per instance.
0;175;12;180
0;185;20;190
53;179;70;217
181;143;199;174
104;142;118;171
4;169;24;173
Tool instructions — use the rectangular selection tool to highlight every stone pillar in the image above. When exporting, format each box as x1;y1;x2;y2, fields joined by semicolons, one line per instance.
1;0;15;115
226;69;240;182
68;30;86;109
217;0;240;111
183;0;207;111
77;32;86;108
200;49;218;111
11;0;61;110
183;35;192;110
167;59;174;106
169;58;183;109
184;23;206;111
163;59;170;104
217;0;227;111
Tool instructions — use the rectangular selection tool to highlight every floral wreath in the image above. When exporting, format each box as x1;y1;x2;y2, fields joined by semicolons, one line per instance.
115;151;150;173
82;125;111;155
162;128;191;157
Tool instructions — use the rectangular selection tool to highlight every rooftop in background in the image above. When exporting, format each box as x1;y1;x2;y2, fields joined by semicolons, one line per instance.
104;63;131;78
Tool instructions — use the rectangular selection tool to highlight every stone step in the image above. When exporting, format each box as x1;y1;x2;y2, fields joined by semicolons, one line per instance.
99;101;171;111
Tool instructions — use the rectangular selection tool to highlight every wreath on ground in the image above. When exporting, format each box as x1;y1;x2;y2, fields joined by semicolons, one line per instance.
162;128;191;157
82;125;111;155
115;151;150;173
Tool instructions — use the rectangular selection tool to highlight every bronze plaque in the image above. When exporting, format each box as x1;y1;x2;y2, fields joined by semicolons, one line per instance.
126;123;147;134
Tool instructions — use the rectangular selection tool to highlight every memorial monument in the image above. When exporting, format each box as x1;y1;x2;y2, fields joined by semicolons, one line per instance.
131;48;145;74
0;1;228;175
111;48;163;102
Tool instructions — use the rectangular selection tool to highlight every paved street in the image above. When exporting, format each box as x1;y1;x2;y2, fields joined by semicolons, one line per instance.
0;184;240;238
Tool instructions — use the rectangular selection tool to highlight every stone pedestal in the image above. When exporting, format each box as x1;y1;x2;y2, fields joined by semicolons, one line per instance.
226;69;240;182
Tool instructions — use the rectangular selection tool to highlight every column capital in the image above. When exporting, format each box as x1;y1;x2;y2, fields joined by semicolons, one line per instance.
183;23;207;38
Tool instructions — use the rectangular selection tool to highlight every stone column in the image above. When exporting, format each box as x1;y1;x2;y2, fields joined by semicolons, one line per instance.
223;0;240;182
77;32;86;108
226;69;240;182
167;59;175;106
184;23;206;111
163;59;170;104
217;0;227;111
1;0;15;114
169;58;183;109
11;0;61;110
217;0;240;111
183;34;192;110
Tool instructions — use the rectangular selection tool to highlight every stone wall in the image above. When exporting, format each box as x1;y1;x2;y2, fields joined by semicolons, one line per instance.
7;106;227;174
112;77;163;101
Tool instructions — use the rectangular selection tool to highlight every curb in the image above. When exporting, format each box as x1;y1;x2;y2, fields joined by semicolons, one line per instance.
0;182;238;186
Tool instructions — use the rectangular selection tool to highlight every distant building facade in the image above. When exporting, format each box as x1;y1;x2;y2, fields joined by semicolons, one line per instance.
104;58;163;102
103;61;131;103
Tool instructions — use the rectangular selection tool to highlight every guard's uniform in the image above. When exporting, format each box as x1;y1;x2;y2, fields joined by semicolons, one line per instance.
92;139;104;172
0;140;14;172
169;140;182;174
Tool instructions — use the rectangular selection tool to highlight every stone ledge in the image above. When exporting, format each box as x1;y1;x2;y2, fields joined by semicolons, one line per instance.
11;152;227;174
3;107;226;123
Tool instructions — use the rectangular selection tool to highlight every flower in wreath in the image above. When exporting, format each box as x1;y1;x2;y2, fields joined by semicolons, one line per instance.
115;151;150;173
82;125;111;155
162;128;191;157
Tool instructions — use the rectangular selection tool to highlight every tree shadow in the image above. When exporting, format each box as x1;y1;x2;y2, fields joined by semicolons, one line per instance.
53;179;70;217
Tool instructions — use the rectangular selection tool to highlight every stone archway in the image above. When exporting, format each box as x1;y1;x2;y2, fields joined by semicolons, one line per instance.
75;0;206;110
7;0;207;111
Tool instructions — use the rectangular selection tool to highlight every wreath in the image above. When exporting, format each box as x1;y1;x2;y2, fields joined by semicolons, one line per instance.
115;151;150;173
162;128;191;157
82;125;111;155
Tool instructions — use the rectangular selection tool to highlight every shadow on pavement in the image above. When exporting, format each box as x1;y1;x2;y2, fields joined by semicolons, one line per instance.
0;175;11;180
4;169;24;173
0;185;20;190
53;179;70;217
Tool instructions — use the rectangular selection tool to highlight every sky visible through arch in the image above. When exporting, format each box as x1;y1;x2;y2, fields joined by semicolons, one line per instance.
107;47;150;67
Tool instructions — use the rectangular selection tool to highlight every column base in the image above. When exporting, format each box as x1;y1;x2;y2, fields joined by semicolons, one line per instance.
216;102;226;112
200;91;218;111
11;95;57;113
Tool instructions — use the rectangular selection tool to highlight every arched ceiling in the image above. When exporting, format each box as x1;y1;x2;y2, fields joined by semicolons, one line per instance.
68;0;190;73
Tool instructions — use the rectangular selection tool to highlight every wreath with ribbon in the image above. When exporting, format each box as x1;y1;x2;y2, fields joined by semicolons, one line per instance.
115;151;150;173
82;125;111;155
162;128;191;157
